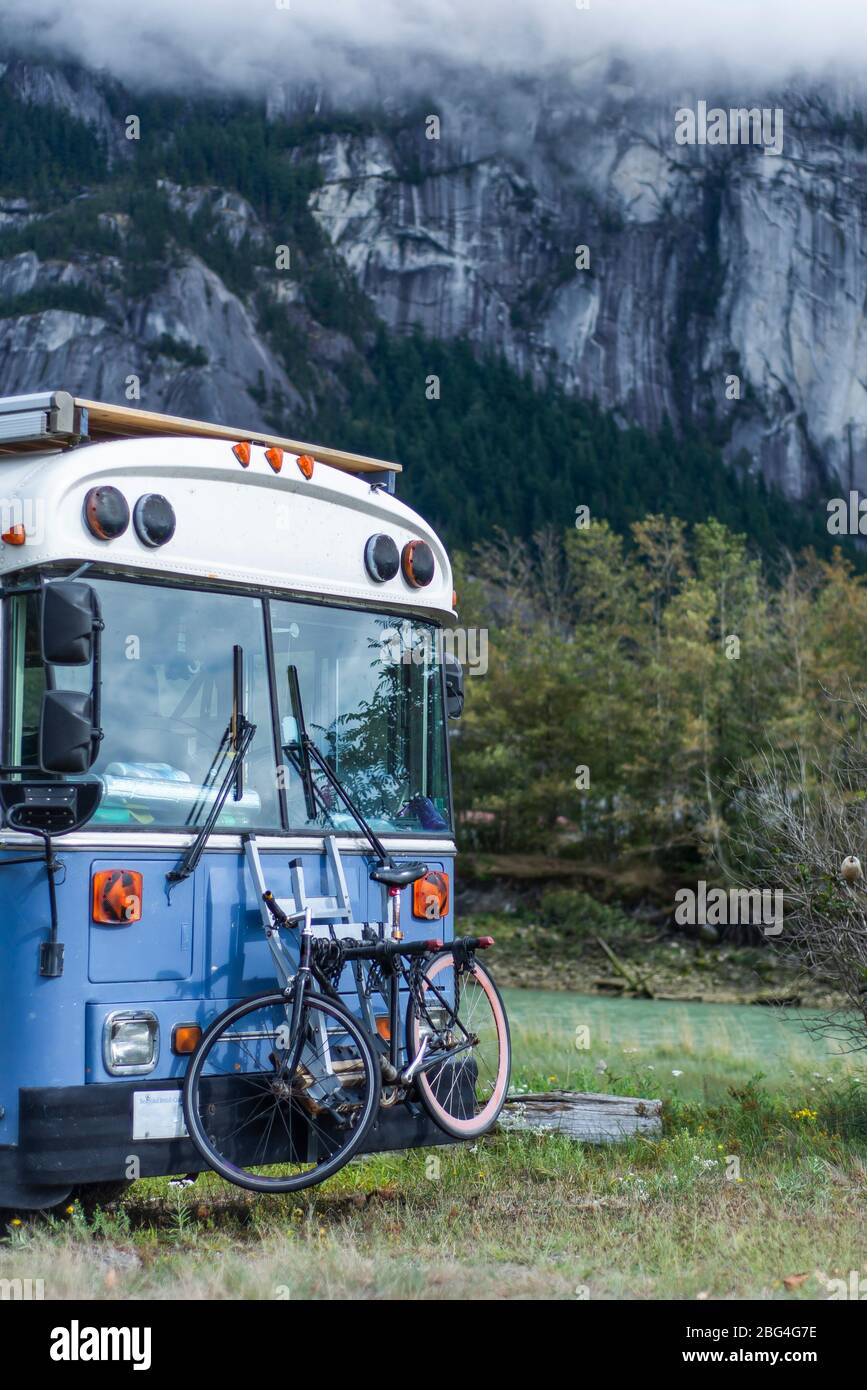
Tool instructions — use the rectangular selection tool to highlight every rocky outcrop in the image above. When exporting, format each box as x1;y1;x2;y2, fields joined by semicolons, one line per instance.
1;55;866;498
306;75;867;497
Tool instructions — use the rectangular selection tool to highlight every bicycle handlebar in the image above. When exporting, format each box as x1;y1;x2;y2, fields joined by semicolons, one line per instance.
263;892;493;963
341;936;443;964
263;891;294;927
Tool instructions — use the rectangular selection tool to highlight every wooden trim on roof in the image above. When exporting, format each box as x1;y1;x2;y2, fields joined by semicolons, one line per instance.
73;398;400;474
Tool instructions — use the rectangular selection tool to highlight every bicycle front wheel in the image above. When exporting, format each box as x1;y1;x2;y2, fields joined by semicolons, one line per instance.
406;950;511;1140
183;990;381;1193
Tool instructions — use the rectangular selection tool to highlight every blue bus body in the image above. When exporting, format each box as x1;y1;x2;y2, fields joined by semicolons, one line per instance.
0;839;455;1208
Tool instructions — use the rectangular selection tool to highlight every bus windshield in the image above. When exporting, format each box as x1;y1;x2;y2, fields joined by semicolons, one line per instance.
5;577;451;836
270;599;450;835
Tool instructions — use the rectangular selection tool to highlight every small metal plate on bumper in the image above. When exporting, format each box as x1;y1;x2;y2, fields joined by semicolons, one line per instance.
132;1090;189;1141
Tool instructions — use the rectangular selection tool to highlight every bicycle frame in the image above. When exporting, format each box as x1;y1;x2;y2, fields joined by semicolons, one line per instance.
263;887;478;1092
341;944;457;1082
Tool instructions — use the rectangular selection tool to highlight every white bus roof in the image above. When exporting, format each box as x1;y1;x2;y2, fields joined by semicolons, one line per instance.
0;391;400;476
0;395;455;621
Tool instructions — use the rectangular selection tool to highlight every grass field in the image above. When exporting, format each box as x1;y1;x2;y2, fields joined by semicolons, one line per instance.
2;990;865;1300
507;990;863;1100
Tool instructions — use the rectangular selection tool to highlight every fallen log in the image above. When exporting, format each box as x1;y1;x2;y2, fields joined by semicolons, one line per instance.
594;936;655;998
498;1089;663;1144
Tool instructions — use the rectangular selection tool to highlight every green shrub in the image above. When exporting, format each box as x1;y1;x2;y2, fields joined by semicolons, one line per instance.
152;333;208;367
538;888;639;937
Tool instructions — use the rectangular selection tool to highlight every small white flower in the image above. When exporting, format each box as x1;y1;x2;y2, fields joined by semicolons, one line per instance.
672;1069;684;1077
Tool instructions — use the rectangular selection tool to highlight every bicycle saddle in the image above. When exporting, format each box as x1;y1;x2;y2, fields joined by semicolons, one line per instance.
369;861;428;887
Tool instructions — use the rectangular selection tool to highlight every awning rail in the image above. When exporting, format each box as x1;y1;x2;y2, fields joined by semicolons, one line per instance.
0;391;400;476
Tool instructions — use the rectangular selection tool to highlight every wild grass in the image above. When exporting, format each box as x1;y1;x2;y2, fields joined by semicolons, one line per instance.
2;991;865;1300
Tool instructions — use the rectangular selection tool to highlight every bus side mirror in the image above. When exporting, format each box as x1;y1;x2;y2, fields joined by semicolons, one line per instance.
40;691;97;774
444;653;464;719
39;580;102;774
42;580;98;665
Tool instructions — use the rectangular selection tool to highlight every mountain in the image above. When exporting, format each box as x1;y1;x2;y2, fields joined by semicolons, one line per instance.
0;53;862;556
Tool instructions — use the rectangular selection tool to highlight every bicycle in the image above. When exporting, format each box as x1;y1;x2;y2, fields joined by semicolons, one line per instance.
182;881;511;1193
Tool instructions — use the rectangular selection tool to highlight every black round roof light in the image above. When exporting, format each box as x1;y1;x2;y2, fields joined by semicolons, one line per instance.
364;533;400;583
84;486;129;541
401;539;435;588
133;494;176;548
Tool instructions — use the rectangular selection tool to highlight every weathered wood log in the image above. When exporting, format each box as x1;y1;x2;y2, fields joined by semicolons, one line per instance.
594;936;655;998
498;1090;662;1143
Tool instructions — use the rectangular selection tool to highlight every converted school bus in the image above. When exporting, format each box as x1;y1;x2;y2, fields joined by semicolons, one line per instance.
0;391;462;1210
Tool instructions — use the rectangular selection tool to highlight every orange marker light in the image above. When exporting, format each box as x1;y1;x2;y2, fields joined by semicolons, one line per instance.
2;524;26;545
297;454;315;480
265;446;283;473
413;871;450;921
172;1024;202;1055
375;1016;391;1041
233;441;252;467
92;869;143;924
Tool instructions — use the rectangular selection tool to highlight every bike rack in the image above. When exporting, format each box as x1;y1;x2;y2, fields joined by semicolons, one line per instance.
244;833;380;990
243;835;442;1091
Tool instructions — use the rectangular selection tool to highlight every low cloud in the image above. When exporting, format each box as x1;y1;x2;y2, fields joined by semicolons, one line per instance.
3;0;867;95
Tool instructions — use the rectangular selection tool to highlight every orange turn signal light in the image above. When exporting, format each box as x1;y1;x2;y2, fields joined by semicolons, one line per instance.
172;1024;202;1055
413;871;450;921
375;1015;391;1041
2;524;26;545
92;869;143;924
297;454;315;480
265;446;283;473
233;441;252;467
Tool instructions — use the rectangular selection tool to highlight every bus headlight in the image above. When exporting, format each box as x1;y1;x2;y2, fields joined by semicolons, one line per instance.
104;1010;159;1074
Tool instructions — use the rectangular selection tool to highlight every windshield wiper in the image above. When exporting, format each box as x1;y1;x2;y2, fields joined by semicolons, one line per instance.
284;663;399;871
283;664;324;822
168;645;256;885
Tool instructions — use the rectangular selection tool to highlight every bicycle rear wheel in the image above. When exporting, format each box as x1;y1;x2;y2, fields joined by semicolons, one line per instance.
183;990;381;1193
406;950;511;1139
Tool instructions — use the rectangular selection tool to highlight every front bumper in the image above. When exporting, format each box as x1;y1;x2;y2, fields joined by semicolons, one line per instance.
0;1079;458;1209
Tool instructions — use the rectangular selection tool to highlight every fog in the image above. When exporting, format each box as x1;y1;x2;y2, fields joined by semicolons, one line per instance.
2;0;867;95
